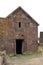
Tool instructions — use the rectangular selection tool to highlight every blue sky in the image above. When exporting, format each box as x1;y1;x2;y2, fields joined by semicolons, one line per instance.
0;0;43;37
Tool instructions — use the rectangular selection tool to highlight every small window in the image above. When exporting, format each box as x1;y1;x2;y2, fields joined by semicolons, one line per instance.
19;22;21;28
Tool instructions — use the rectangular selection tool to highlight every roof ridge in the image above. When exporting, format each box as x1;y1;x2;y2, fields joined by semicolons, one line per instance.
6;6;39;25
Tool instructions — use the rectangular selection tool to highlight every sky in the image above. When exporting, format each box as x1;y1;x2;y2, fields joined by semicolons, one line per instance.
0;0;43;37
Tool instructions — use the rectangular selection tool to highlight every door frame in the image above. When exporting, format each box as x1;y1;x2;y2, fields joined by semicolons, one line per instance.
16;39;24;54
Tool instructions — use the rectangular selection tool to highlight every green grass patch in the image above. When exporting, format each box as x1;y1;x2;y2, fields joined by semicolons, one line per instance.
8;54;17;57
7;46;43;59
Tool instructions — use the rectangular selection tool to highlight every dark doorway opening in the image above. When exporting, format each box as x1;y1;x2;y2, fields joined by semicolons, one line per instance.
16;39;23;54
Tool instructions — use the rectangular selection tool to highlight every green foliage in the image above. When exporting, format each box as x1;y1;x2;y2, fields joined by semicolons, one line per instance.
8;54;16;57
23;46;42;56
7;46;43;58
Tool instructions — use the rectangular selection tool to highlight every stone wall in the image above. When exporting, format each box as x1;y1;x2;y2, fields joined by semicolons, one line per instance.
4;9;38;53
0;7;38;54
40;32;43;45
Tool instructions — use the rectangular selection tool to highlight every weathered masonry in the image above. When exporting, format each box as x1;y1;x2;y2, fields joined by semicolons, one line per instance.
0;7;39;54
40;32;43;45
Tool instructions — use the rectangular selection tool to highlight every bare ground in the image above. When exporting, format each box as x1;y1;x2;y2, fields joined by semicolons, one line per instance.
6;54;43;65
0;46;43;65
6;46;43;65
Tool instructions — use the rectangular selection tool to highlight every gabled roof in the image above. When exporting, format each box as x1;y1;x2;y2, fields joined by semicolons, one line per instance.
7;6;39;26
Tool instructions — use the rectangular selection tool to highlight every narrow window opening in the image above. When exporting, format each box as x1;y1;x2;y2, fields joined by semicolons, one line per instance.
19;22;21;28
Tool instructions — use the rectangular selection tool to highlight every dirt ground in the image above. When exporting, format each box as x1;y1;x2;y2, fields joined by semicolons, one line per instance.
0;46;43;65
6;46;43;65
6;54;43;65
0;55;43;65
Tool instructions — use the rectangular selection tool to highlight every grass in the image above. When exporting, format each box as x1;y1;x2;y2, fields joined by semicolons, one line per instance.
8;54;17;57
7;46;43;60
5;46;43;65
